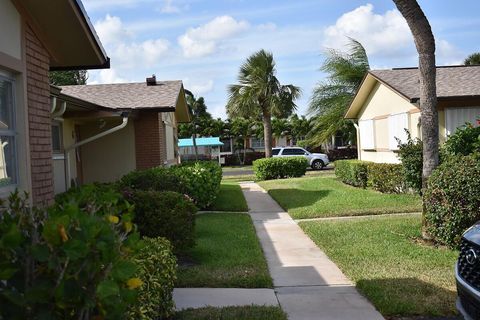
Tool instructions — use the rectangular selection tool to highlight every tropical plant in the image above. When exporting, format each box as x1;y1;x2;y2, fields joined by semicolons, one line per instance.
464;52;480;65
49;70;88;86
307;38;369;146
393;0;438;238
227;49;301;157
230;117;253;164
290;114;311;142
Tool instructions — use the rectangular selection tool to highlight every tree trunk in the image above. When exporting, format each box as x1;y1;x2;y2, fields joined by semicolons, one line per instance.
393;0;438;238
262;109;273;158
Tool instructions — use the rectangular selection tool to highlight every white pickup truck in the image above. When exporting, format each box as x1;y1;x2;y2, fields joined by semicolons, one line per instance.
272;147;330;170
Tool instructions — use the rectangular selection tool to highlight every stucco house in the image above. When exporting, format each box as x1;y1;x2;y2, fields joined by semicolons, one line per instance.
51;77;190;194
345;65;480;163
0;0;109;205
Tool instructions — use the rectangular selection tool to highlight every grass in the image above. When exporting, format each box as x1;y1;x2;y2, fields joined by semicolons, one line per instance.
259;175;422;219
299;215;458;317
208;182;248;212
222;174;255;183
174;306;287;320
176;212;272;288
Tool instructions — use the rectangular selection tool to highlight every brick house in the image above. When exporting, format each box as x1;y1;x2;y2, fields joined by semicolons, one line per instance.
0;0;109;205
51;77;190;194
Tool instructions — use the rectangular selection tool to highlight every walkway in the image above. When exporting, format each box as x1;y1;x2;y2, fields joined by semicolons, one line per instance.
240;182;384;320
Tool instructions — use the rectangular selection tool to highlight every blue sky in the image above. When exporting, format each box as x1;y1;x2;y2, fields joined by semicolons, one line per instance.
82;0;480;118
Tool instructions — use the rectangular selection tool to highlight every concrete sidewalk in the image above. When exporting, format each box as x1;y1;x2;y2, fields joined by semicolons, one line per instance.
240;182;384;320
173;288;278;310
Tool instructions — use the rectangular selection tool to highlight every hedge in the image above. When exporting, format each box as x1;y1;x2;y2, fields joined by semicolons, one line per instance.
128;237;177;320
368;163;407;193
130;190;197;251
424;155;480;248
170;161;223;208
334;160;370;188
253;157;308;180
118;167;185;194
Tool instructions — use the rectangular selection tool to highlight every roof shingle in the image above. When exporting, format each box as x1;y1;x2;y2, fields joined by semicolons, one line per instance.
60;81;183;110
370;65;480;101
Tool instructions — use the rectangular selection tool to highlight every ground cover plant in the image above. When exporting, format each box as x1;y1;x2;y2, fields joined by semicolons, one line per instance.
176;213;272;288
174;306;287;320
208;181;248;212
299;215;458;317
334;160;370;188
259;175;421;219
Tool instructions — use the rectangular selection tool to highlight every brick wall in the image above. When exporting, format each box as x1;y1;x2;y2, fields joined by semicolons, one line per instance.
25;25;54;206
134;111;166;169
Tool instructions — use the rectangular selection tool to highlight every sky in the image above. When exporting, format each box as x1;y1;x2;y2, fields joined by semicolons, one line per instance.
82;0;480;119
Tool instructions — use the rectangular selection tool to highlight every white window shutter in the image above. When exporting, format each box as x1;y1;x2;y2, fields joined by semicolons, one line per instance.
359;119;375;150
388;113;408;150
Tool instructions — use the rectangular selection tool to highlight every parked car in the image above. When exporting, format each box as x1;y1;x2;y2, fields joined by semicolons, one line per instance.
272;147;329;170
456;224;480;319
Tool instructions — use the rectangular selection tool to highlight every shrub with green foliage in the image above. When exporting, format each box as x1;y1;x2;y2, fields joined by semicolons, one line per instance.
129;190;197;250
128;237;177;320
367;163;407;193
424;155;480;248
170;161;222;208
253;157;308;180
396;132;423;194
444;123;480;156
118;167;185;194
0;191;142;319
334;160;370;188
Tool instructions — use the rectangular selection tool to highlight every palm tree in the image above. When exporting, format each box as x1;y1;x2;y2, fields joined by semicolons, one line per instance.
227;50;301;157
230;117;253;164
308;38;369;148
392;0;438;238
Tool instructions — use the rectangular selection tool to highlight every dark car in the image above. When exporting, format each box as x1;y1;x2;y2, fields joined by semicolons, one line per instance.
456;225;480;319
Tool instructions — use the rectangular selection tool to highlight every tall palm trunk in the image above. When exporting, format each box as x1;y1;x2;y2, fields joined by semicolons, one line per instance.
393;0;438;238
263;109;273;157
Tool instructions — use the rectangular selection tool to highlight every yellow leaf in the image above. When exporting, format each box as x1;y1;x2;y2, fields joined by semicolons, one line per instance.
58;224;68;243
124;221;133;233
126;277;143;290
107;215;119;224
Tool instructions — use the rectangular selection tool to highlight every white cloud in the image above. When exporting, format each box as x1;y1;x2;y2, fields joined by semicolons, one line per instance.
88;69;128;84
437;39;464;65
257;22;277;32
184;79;214;95
94;14;133;46
94;15;170;69
178;15;249;58
160;0;180;13
323;3;413;56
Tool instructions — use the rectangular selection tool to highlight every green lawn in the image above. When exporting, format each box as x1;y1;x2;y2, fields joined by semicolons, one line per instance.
299;215;458;317
208;182;248;212
222;175;255;183
259;175;422;219
174;306;287;320
176;213;272;288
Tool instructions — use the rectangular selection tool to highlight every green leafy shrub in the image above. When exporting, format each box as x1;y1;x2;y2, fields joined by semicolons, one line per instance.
367;163;407;193
118;167;185;194
0;191;142;319
129;190;197;250
397;132;423;194
128;237;177;320
170;161;222;208
424;155;480;248
444;123;480;156
334;160;371;188
253;157;308;180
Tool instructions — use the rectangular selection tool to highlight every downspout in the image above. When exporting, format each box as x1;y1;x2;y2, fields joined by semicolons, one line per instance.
352;120;361;160
63;113;129;190
52;101;67;119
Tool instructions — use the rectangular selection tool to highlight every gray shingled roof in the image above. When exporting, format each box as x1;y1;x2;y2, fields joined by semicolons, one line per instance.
60;81;183;110
370;65;480;101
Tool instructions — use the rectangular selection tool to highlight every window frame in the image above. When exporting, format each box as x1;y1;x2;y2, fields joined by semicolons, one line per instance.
0;73;18;188
51;121;64;153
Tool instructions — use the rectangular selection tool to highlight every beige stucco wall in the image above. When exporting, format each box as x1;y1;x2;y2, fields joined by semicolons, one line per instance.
357;83;417;164
79;120;136;183
0;0;21;59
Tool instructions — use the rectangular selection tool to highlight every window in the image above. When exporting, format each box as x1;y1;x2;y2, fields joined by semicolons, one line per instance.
51;122;63;153
251;137;264;149
281;148;305;156
445;107;480;136
359;119;375;150
388;113;408;150
0;75;16;186
220;138;232;153
272;148;280;156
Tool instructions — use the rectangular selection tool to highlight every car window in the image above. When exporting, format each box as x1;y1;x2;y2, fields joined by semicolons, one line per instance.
282;148;305;155
272;149;280;155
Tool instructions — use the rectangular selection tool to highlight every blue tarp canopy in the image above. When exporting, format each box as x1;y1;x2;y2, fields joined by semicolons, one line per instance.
178;137;224;147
